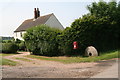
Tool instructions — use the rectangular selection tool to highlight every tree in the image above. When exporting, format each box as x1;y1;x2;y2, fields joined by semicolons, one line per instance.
87;0;117;18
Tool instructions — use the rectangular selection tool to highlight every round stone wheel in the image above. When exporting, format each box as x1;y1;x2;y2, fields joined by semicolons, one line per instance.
85;46;98;56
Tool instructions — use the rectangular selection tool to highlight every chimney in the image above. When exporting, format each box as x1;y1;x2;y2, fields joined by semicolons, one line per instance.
34;8;37;19
37;8;40;17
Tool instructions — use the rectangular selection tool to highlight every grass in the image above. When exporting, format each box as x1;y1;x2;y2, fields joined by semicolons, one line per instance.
15;57;31;62
25;50;119;64
0;53;19;66
0;58;17;66
0;53;19;57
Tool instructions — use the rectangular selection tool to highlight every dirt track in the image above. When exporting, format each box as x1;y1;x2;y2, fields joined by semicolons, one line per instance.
2;52;117;78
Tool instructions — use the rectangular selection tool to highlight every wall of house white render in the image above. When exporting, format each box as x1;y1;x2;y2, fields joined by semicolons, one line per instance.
14;31;26;40
45;14;64;30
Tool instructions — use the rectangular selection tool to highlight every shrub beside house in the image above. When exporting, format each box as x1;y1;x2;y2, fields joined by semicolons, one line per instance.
24;25;62;56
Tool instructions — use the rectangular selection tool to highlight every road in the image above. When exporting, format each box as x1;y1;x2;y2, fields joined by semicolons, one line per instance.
91;59;118;78
2;52;119;78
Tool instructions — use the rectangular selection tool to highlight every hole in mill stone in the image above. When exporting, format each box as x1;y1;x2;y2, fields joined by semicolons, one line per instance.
89;53;92;56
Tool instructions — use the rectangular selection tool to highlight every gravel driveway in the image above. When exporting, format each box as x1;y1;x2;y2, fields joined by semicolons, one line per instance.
2;52;118;78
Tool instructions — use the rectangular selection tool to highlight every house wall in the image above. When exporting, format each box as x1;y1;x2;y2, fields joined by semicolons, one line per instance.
14;31;26;40
45;14;64;30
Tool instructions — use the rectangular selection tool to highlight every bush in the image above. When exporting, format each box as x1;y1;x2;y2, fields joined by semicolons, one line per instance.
15;39;21;44
58;27;78;56
18;41;26;51
2;43;19;53
2;40;12;43
24;24;62;56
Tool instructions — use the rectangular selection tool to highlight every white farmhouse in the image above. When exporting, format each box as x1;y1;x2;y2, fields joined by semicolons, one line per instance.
14;8;64;40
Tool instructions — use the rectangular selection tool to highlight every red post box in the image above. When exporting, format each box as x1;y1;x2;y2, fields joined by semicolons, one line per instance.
73;41;78;49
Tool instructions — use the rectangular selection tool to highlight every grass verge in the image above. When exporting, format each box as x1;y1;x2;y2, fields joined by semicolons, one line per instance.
15;57;31;62
25;50;119;64
0;58;17;66
0;53;19;57
0;53;18;66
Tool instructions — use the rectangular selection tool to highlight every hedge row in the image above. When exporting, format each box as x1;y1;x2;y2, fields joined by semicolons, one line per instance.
61;15;119;55
24;25;62;56
1;43;19;53
24;21;119;56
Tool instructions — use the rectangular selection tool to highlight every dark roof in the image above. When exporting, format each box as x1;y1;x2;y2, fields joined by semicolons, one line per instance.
14;13;53;32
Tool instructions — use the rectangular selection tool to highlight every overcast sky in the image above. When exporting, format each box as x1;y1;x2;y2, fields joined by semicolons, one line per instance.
0;0;120;37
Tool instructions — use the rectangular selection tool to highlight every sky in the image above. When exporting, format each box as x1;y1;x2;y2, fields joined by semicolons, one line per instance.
0;0;120;37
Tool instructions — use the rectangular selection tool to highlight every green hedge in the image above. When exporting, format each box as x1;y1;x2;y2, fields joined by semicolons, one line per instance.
24;24;62;56
59;14;119;56
2;43;19;53
18;41;26;51
59;1;120;55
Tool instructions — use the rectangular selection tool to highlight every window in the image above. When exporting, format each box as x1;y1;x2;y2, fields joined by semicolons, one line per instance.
20;32;22;37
